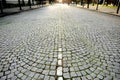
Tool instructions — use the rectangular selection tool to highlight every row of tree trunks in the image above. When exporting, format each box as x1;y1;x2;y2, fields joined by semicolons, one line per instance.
0;0;34;13
19;0;32;10
80;0;119;14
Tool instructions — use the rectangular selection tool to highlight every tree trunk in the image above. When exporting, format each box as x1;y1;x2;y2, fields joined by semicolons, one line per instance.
87;0;90;8
81;0;83;5
96;0;99;10
22;0;25;6
0;0;3;13
32;0;34;5
92;0;95;6
28;0;31;8
18;0;22;10
103;0;105;5
117;1;120;14
106;0;108;6
2;0;6;7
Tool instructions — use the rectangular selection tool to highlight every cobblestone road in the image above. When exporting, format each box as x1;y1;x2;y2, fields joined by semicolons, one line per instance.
0;4;120;80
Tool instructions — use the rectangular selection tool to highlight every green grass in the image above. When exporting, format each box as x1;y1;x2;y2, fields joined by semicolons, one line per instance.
90;4;117;8
102;5;117;8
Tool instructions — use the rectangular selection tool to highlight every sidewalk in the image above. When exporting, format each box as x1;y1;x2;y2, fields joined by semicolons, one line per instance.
0;5;48;17
77;4;120;17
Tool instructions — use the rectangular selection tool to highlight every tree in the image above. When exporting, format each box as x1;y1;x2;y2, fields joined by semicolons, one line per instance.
28;0;32;8
96;0;99;10
117;0;120;14
18;0;22;10
32;0;35;5
103;0;105;5
22;0;25;6
81;0;83;5
49;0;53;4
87;0;90;8
112;0;119;6
0;0;3;13
106;0;108;6
92;0;95;6
35;0;42;5
2;0;6;7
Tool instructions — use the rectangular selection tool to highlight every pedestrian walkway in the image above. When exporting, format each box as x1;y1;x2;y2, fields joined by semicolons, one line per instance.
0;5;47;17
0;4;120;80
77;4;120;16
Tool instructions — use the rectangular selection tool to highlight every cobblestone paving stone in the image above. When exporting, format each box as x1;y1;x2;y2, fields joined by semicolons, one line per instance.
0;4;120;80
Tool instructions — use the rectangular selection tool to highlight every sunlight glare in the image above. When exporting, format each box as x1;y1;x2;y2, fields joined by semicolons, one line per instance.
58;0;62;3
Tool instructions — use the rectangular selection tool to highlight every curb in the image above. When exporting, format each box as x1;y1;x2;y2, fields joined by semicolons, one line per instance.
0;5;48;17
